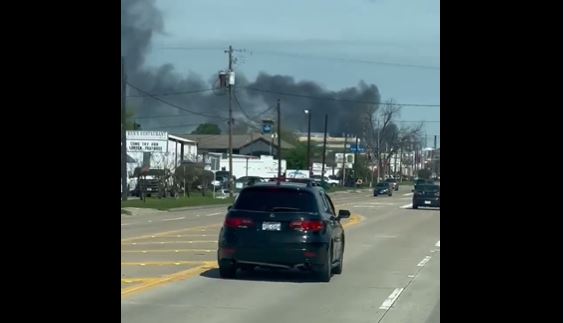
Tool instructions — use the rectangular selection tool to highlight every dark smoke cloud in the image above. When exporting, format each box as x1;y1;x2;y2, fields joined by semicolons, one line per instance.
121;0;164;71
241;73;380;136
122;0;381;136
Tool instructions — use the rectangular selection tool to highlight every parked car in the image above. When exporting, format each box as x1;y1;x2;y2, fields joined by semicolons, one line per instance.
412;184;440;209
384;178;399;191
217;181;350;282
234;176;266;192
311;175;340;187
373;182;393;197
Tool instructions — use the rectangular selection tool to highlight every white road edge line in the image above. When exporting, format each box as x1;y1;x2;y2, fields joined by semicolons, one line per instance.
161;217;186;222
435;240;440;247
417;256;432;267
400;203;413;209
208;212;221;216
402;193;413;196
379;288;404;310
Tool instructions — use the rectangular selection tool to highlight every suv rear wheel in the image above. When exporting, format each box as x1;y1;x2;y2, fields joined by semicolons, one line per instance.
316;246;333;282
332;242;344;275
218;260;237;279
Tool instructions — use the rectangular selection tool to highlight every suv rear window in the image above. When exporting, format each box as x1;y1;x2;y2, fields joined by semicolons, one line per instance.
415;185;439;192
234;187;318;212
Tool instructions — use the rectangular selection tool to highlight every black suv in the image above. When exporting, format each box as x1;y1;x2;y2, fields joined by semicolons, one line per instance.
412;184;440;209
217;182;351;282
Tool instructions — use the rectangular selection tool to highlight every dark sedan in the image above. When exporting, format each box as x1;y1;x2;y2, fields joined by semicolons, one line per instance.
373;182;393;197
412;184;440;209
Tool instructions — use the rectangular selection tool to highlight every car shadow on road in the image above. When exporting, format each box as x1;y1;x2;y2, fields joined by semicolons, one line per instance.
200;267;323;283
409;207;440;211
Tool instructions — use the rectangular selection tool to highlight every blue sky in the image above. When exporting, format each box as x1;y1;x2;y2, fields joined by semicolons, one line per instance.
142;0;440;147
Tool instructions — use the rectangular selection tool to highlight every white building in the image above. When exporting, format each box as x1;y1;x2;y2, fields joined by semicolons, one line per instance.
125;131;198;176
192;152;287;179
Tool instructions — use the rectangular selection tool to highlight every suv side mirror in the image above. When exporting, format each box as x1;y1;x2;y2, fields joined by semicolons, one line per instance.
338;209;351;219
227;205;232;211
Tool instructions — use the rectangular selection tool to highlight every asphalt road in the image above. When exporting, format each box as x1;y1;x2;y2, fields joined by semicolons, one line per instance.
121;186;440;323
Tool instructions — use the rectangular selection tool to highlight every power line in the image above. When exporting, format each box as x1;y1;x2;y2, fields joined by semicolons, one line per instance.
232;93;262;132
158;47;439;70
159;46;225;51
233;92;259;126
127;88;215;98
244;87;440;107
126;82;228;120
132;114;194;120
251;50;440;70
140;123;202;131
398;120;440;123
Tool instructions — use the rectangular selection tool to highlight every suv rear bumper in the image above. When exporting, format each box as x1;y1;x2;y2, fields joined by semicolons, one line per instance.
218;243;329;269
412;197;440;207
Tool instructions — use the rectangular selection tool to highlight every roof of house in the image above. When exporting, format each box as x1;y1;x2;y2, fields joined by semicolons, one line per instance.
168;134;197;144
179;133;295;150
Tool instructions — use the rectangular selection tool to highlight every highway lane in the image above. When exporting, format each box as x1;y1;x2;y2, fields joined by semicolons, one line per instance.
121;186;439;323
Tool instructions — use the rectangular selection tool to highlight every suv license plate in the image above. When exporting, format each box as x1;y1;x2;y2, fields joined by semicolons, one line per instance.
262;222;281;231
424;201;431;205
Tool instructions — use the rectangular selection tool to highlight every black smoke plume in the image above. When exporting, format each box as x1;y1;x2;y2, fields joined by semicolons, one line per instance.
121;0;381;136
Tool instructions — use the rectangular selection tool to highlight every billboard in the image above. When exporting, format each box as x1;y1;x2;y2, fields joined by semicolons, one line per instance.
126;131;168;153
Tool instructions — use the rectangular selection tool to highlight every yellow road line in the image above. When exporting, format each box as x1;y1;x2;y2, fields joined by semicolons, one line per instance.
121;261;218;299
122;240;217;246
121;261;206;266
121;249;215;253
342;214;364;229
156;233;213;238
121;224;221;243
120;214;364;298
121;278;159;284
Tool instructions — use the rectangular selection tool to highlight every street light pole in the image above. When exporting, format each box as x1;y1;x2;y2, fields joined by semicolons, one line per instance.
304;109;311;175
376;119;380;184
321;114;328;185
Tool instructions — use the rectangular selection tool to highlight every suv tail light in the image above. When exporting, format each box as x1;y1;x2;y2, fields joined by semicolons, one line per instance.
224;217;255;229
289;220;325;232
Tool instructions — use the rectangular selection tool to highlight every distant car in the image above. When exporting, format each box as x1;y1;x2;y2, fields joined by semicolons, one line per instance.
217;181;350;282
412;184;440;209
311;175;339;187
234;176;265;188
384;178;399;191
373;182;393;197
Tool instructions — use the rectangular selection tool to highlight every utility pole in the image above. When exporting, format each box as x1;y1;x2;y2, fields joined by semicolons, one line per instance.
321;114;328;184
433;135;437;177
305;109;311;175
121;57;128;202
376;119;380;184
354;135;359;171
341;133;347;186
399;146;403;182
225;45;234;197
277;99;282;179
394;150;398;178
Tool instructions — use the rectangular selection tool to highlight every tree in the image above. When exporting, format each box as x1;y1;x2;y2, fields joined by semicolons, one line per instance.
124;110;141;130
352;155;372;183
417;169;432;180
191;123;221;135
284;142;308;169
